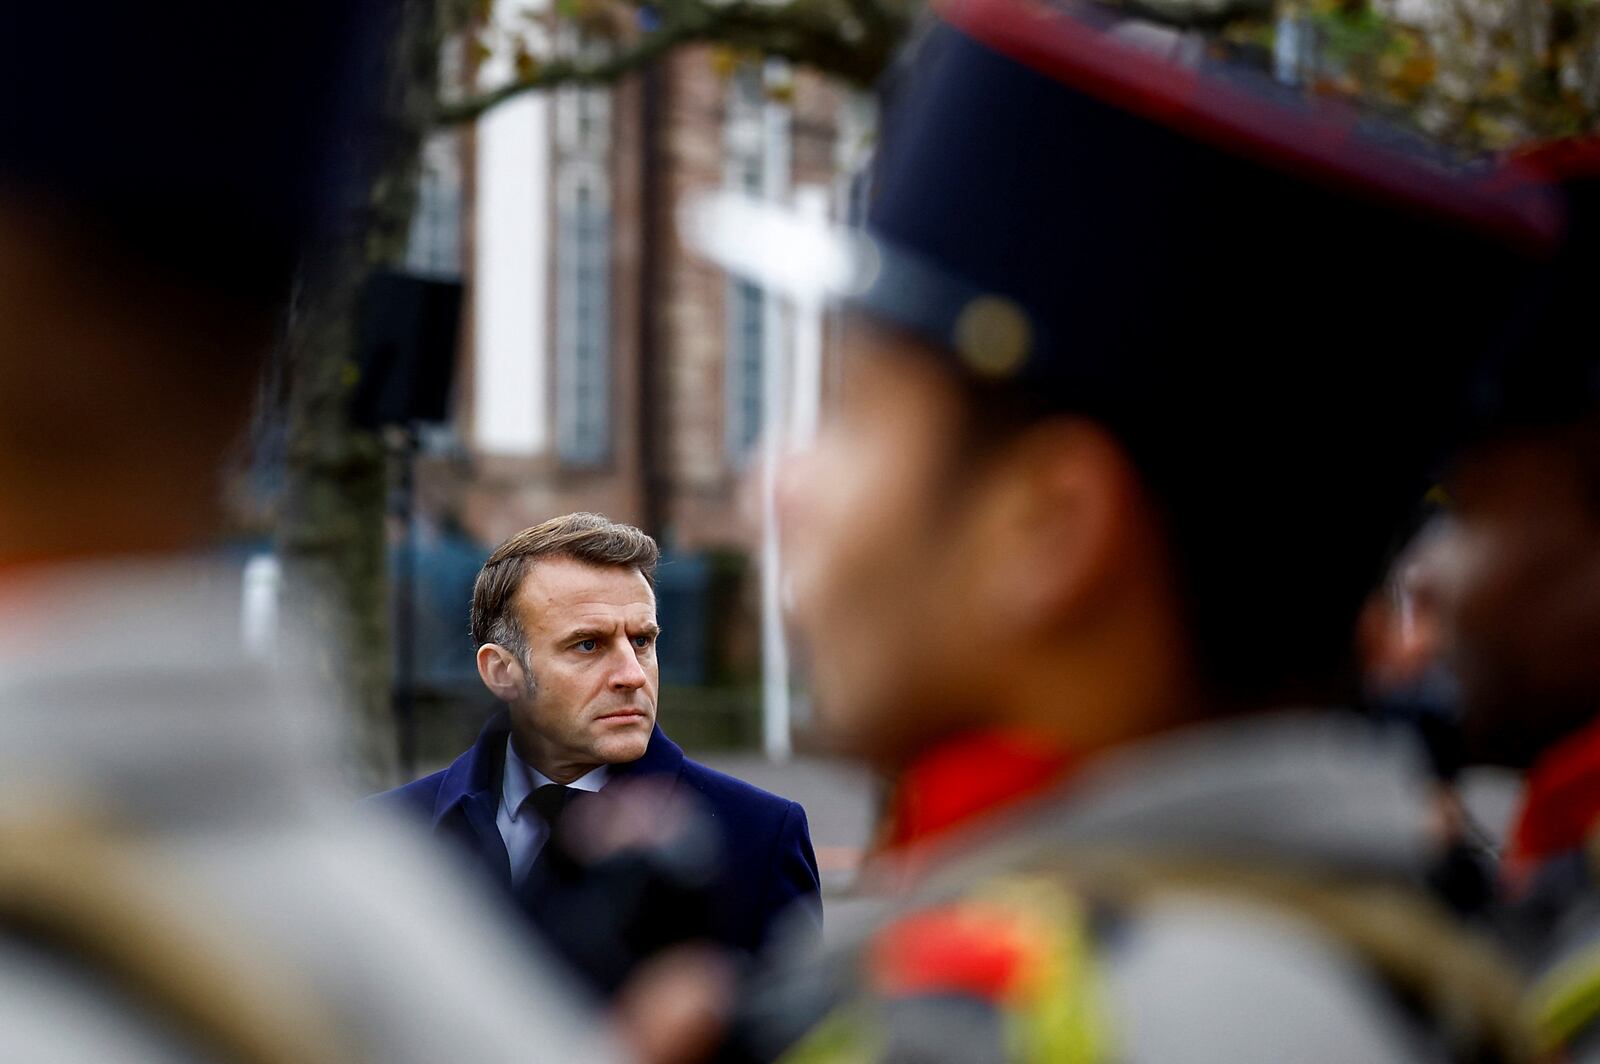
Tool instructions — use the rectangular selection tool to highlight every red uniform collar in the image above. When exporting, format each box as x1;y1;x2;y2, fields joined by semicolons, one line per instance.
882;729;1077;854
1506;715;1600;886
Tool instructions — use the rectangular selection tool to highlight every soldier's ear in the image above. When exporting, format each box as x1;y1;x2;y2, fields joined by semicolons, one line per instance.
476;643;527;703
980;418;1154;630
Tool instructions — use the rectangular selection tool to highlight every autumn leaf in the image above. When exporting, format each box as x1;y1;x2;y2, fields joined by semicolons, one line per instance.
514;42;539;80
709;44;743;79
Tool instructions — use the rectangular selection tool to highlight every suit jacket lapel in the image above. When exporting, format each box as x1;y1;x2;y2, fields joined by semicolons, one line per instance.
432;710;515;888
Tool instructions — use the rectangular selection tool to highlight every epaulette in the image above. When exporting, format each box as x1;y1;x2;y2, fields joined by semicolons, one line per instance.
783;874;1111;1063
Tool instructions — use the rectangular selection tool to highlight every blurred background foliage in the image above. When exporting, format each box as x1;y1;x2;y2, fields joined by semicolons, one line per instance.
1211;0;1600;150
450;0;1599;149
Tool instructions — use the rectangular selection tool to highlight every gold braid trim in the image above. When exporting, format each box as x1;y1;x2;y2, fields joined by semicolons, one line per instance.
0;813;351;1064
1031;852;1534;1064
911;845;1534;1064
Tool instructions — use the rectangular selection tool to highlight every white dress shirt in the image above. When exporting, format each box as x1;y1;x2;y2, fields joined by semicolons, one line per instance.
498;737;610;884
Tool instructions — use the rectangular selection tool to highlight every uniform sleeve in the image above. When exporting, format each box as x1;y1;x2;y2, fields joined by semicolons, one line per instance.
1102;898;1426;1064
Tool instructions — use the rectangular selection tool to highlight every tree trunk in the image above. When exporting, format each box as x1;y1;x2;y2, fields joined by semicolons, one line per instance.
277;0;451;792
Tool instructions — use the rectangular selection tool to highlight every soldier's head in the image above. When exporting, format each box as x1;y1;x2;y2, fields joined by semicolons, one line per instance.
0;3;381;562
1433;152;1600;769
472;514;662;782
699;0;1561;768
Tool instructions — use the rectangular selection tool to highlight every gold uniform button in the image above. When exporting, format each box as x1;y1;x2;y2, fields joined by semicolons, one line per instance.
954;296;1031;378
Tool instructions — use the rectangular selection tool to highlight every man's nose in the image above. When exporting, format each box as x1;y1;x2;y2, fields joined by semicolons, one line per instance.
610;643;649;691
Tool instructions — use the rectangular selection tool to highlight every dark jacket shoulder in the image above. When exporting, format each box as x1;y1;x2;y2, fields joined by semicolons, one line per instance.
677;757;803;825
369;769;449;816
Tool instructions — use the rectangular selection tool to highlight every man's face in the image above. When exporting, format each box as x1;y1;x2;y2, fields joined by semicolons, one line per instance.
1438;425;1600;767
507;557;660;779
776;328;1001;767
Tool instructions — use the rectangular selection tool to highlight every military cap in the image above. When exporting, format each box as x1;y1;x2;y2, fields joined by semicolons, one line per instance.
0;2;387;307
701;0;1559;394
1468;139;1600;431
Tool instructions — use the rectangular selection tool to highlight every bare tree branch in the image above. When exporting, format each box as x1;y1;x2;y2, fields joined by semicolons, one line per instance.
435;0;907;125
438;21;699;122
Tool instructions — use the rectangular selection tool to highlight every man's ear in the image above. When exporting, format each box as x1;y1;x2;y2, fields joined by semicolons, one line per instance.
476;643;528;703
974;419;1151;630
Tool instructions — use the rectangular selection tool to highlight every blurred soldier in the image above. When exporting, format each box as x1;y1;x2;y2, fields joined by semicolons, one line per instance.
1358;513;1499;917
0;4;625;1061
685;0;1567;1059
1430;143;1600;1059
1361;512;1464;780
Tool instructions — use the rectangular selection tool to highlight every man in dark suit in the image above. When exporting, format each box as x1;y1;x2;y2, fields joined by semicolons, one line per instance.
373;512;821;986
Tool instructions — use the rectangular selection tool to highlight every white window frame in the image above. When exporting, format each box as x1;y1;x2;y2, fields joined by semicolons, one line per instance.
553;84;613;468
723;64;791;468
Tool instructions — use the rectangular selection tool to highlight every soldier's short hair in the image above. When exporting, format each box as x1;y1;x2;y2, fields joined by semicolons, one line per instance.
470;513;660;659
938;354;1406;712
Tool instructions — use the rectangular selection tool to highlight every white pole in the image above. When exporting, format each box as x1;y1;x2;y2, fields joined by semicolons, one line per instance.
790;187;828;447
759;71;795;762
758;426;790;762
240;553;282;662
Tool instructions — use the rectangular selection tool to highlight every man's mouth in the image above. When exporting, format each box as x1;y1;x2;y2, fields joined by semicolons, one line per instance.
595;708;649;723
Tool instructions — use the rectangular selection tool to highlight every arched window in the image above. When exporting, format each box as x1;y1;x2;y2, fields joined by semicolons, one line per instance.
554;84;613;467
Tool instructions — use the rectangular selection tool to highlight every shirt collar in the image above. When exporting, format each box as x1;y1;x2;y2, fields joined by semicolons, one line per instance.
883;729;1077;853
1506;714;1600;887
873;711;1443;890
501;736;609;822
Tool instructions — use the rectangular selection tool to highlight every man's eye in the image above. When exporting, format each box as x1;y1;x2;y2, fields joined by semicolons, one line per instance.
632;634;654;649
575;639;597;652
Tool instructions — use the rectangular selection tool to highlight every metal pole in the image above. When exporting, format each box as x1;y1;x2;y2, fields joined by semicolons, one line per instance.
393;425;419;779
759;74;795;762
790;187;828;446
759;448;789;761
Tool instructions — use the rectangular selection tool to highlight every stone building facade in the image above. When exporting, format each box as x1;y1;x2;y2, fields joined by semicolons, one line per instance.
404;43;866;692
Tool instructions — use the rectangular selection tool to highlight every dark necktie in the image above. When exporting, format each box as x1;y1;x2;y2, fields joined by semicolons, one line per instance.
522;784;588;890
528;783;582;827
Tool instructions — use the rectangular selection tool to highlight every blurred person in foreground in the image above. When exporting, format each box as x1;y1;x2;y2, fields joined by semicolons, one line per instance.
372;513;821;993
1428;144;1600;1059
1357;511;1500;914
0;5;631;1062
683;0;1569;1059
